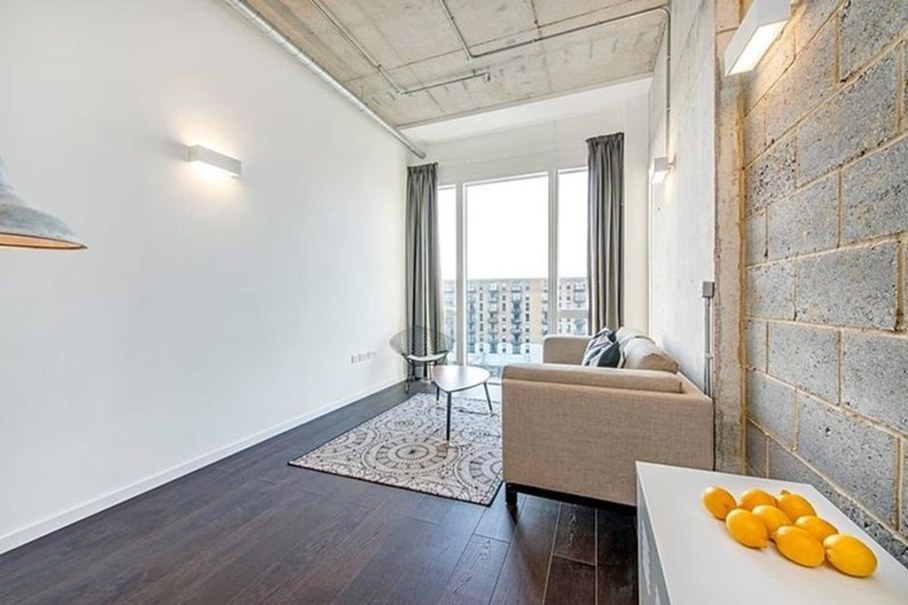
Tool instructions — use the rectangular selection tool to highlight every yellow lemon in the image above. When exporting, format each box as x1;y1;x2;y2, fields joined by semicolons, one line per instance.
773;526;825;567
703;486;737;520
795;515;838;542
739;488;777;511
824;534;877;578
777;490;816;521
752;505;792;537
726;509;769;549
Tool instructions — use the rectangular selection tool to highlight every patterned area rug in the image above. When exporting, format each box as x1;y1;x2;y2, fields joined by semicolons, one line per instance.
289;393;502;505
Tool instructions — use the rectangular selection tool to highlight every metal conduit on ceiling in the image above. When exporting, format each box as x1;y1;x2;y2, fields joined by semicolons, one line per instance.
224;0;672;158
223;0;427;158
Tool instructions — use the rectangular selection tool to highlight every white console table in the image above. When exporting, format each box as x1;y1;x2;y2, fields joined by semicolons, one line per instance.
636;462;908;604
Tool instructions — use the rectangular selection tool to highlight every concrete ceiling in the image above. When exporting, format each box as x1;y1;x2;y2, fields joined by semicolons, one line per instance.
401;76;651;145
245;0;668;127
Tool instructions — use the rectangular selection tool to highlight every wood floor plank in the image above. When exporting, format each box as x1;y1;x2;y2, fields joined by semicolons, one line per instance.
596;506;636;567
331;515;440;604
250;488;426;604
223;500;376;604
597;506;638;605
473;486;518;543
597;563;637;605
544;556;596;604
20;478;295;604
490;495;560;605
121;486;339;603
553;503;597;565
384;499;485;604
439;534;509;605
408;493;457;524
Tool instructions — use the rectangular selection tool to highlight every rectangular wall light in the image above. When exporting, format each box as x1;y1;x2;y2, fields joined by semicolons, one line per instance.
650;157;670;184
187;145;242;178
724;0;790;76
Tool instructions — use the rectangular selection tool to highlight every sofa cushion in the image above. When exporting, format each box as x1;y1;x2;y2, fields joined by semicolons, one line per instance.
616;326;653;347
503;363;683;393
622;338;680;373
581;328;622;368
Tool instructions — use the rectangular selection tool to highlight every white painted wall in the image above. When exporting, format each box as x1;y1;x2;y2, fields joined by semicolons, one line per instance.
0;0;406;553
648;0;716;387
410;84;651;332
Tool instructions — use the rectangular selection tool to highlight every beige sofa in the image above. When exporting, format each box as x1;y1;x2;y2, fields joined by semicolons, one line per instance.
501;330;713;507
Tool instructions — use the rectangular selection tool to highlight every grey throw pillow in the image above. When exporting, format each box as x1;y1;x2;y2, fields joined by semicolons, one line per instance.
581;329;622;368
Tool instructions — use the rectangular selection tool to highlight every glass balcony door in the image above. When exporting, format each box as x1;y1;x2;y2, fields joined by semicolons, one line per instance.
438;167;589;378
438;186;458;361
557;169;590;335
465;174;550;377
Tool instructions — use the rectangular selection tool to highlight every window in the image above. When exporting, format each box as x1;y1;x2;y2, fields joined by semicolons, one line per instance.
438;167;589;380
438;186;458;357
557;169;590;335
465;173;549;376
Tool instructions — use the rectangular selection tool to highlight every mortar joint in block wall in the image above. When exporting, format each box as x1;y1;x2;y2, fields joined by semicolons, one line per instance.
897;237;906;332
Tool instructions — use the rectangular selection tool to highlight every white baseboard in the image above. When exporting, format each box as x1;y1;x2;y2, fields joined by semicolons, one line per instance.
0;377;404;556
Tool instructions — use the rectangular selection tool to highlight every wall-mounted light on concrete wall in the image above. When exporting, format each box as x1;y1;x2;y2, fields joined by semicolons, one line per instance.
187;145;242;178
724;0;790;76
650;157;670;184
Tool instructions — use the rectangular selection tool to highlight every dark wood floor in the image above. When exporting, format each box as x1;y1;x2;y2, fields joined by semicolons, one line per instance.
0;382;637;604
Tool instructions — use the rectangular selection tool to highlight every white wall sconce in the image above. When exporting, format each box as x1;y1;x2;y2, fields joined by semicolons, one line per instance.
187;145;242;178
724;0;790;76
650;156;670;184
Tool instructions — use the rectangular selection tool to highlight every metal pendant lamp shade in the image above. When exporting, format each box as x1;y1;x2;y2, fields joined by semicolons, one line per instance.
0;157;85;250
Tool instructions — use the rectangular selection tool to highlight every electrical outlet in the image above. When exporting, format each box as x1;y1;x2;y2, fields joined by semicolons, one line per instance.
351;351;375;364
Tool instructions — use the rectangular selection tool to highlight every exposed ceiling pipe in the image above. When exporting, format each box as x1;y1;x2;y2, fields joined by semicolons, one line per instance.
308;0;490;96
437;0;668;60
436;0;672;151
403;70;492;95
223;0;427;159
658;7;672;159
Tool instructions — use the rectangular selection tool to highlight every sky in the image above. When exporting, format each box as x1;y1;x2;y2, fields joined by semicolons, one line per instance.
438;170;587;280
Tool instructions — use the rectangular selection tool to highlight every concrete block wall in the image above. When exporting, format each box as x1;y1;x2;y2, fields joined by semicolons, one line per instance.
743;0;908;563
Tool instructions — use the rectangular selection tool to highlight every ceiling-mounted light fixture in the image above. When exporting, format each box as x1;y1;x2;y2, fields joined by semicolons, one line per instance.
0;157;85;250
724;0;790;76
187;145;242;178
650;157;670;184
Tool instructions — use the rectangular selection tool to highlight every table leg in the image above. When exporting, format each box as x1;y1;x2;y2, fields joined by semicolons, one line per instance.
446;391;452;445
436;384;440;403
483;382;493;414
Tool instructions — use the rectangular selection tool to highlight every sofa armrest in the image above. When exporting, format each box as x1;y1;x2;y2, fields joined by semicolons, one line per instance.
542;335;590;364
503;363;682;393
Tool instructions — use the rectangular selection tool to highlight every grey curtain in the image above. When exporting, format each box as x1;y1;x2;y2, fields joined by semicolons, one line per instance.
405;163;444;356
587;133;624;333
